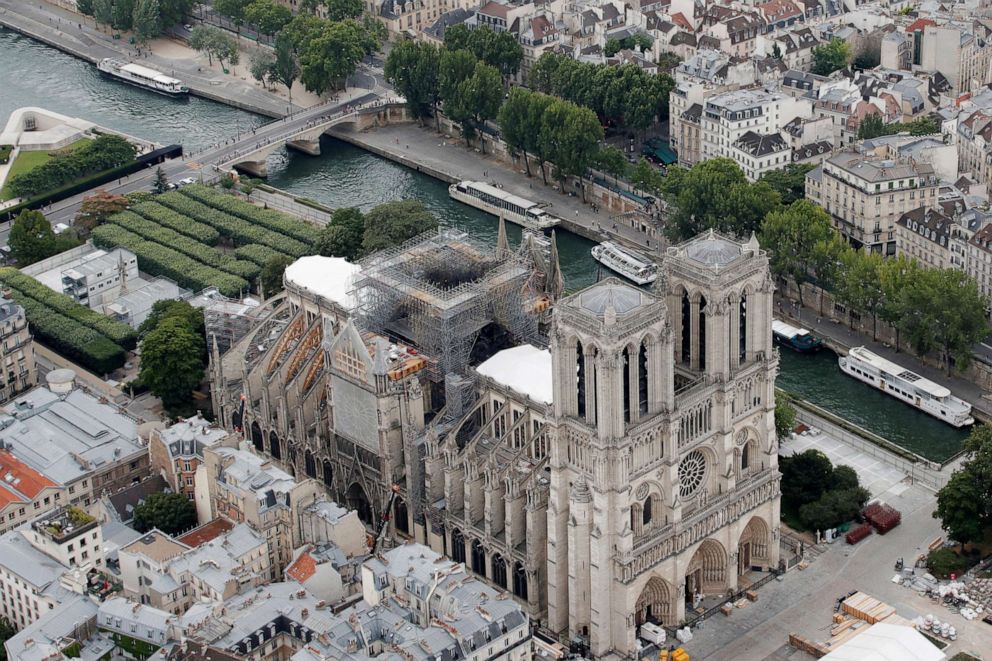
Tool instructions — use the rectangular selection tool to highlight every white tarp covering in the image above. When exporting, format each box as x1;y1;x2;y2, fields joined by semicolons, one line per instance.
476;344;553;404
821;623;946;661
284;255;360;310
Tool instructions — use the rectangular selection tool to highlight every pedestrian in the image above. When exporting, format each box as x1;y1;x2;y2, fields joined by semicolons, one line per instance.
575;210;579;218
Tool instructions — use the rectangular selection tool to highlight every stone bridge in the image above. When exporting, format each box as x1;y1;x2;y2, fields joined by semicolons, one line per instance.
220;99;411;177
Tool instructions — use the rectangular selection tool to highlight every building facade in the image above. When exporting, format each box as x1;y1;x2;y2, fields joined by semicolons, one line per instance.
0;297;35;403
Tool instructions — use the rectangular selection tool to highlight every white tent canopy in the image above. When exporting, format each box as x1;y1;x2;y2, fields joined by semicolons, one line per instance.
821;623;946;661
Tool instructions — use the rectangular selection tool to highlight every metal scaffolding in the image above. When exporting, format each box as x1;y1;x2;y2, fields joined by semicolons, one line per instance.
350;228;544;382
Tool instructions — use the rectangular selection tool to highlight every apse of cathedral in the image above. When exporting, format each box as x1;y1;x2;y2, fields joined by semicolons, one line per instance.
210;225;782;658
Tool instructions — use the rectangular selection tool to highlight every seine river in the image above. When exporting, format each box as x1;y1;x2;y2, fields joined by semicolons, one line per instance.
0;28;968;460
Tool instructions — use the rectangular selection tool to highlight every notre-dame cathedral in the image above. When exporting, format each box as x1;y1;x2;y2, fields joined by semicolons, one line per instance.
211;227;781;658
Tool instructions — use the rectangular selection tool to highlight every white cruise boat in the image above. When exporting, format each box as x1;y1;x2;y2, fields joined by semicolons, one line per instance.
449;181;559;231
839;346;974;427
591;241;658;285
97;59;189;97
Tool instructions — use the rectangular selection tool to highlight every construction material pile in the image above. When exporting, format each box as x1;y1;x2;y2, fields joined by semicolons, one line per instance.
845;522;872;545
862;502;901;534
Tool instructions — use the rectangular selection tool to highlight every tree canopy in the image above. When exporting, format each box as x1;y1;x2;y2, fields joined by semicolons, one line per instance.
385;40;441;124
362;200;439;254
443;24;523;77
812;38;851;76
760;163;814;205
245;0;293;36
781;449;869;531
261;254;293;298
934;424;992;548
661;158;781;241
139;314;206;415
760;199;842;307
132;492;198;535
317;207;365;260
9;210;81;265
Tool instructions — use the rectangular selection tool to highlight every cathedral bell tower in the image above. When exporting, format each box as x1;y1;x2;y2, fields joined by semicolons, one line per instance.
546;279;673;655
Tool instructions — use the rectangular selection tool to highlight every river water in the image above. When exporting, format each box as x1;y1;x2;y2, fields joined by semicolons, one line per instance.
0;27;968;460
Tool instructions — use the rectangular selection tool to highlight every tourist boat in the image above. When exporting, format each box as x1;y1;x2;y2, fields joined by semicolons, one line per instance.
772;320;822;353
590;241;658;285
97;59;189;97
838;346;974;427
449;181;559;231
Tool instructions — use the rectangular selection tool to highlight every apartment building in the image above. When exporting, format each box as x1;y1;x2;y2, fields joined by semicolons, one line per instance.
0;298;35;404
920;24;992;95
195;446;321;579
896;202;989;270
729;130;793;179
700;88;812;165
0;370;149;508
966;224;992;308
119;523;269;614
0;450;63;536
149;414;234;501
806;149;939;254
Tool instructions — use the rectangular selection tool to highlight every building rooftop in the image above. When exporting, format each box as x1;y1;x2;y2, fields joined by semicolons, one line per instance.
0;384;144;486
285;256;360;311
176;517;235;548
157;414;231;461
121;530;189;565
106;474;170;524
98;597;176;645
0;448;57;510
4;595;100;661
825;150;936;183
476;344;553;405
0;297;24;323
214;446;296;512
682;231;746;267
0;527;73;592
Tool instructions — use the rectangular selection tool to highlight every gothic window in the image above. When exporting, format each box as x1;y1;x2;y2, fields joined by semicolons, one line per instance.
471;539;486;575
304;450;316;479
678;450;707;499
322;460;334;488
269;431;281;460
739;293;748;363
394;498;409;535
512;562;528;600
576;340;586;418
698;296;707;370
680;291;691;363
741;442;751;471
251;422;263;453
638;342;649;415
622;346;631;424
451;529;466;564
643;495;653;526
491;554;507;589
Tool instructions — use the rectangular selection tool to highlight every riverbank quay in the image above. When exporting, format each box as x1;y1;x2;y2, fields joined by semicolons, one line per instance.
775;294;992;425
330;122;660;258
0;0;294;117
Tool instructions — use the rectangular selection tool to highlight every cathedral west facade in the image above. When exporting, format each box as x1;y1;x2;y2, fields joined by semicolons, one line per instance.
212;228;782;659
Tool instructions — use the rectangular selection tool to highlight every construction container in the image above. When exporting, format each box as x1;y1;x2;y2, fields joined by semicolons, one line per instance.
863;502;901;534
845;523;873;545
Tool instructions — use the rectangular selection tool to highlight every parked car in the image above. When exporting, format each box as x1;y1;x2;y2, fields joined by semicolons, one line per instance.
53;223;70;235
178;177;196;186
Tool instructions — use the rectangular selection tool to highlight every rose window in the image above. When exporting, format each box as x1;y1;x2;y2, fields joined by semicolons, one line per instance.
678;450;707;499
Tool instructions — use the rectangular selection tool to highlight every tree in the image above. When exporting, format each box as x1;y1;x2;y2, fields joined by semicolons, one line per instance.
132;0;162;44
8;210;57;265
835;250;885;337
317;207;364;260
318;0;363;21
298;19;366;94
245;0;292;36
539;101;604;200
605;38;622;57
93;0;114;28
77;0;95;14
214;0;250;36
857;113;887;140
896;268;989;373
0;617;16;661
272;32;300;102
779;449;834;508
452;62;503;152
775;393;797;441
190;25;226;65
799;487;870;531
261;254;293;298
139;299;205;342
153;166;169;194
630;157;665;197
935;464;987;549
139;316;205;413
812;38;851;76
439;48;478;109
112;0;136;30
832;464;860;491
444;25;522;78
662;158;781;241
249;48;277;87
75;190;128;237
211;29;241;69
760;163;814;205
362;200;438;254
656;51;682;72
761;200;840;307
158;0;196;29
385;40;440;125
878;254;920;351
593;145;629;186
853;47;880;71
132;492;198;535
771;42;783;60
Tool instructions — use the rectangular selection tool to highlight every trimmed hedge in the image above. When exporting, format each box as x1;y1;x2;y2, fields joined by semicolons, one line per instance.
92;225;249;297
155;192;309;257
106;211;258;280
130;201;220;245
0;268;137;349
234;244;288;266
181;185;320;244
14;296;126;374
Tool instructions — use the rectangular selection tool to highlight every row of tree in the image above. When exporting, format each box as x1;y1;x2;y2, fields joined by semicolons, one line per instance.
760;198;989;373
78;0;195;42
857;114;940;140
528;52;675;132
6;134;137;200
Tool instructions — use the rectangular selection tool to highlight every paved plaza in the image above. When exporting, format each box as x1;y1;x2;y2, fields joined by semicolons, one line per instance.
781;428;910;497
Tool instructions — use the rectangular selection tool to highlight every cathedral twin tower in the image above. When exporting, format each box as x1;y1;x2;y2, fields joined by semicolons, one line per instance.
545;231;781;656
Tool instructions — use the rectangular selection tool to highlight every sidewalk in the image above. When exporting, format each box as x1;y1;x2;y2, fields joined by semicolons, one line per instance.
0;0;303;117
776;295;992;422
331;122;658;253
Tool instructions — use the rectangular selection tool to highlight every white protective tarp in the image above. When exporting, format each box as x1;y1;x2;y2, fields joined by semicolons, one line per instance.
821;623;946;661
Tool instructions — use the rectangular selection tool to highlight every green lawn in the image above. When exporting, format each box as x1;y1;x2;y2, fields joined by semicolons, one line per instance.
0;138;92;201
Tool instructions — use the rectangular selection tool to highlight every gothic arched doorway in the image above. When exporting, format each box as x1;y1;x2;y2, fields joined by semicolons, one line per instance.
685;539;728;602
635;576;673;626
738;516;770;575
346;482;374;525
